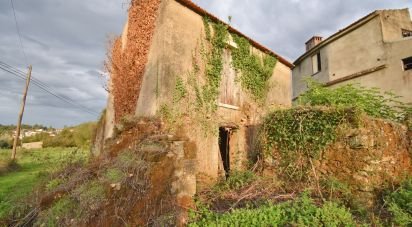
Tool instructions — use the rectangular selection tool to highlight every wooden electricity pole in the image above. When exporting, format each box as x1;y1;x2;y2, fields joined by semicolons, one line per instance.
11;65;32;160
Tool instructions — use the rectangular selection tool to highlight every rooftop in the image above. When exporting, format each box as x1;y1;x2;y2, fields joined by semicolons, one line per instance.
175;0;294;69
293;8;411;66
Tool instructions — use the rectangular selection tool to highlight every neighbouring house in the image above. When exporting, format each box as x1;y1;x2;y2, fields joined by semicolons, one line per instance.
293;9;412;103
97;0;293;181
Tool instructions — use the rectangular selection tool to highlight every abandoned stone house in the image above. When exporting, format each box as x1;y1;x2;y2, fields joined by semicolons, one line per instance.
99;0;293;181
293;9;412;103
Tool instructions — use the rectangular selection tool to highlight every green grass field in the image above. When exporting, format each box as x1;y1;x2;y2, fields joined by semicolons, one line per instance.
0;148;89;219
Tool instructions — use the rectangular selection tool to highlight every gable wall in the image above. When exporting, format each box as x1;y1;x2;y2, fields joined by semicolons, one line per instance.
112;0;292;180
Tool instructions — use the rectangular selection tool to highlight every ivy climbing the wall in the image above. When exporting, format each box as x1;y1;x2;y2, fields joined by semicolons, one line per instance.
261;106;361;181
160;18;228;134
163;17;279;134
232;35;277;102
201;17;228;112
173;76;187;103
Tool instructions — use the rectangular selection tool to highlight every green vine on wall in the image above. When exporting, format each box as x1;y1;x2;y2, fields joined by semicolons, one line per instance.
261;106;361;181
173;76;187;103
163;17;279;134
232;35;277;102
201;17;228;112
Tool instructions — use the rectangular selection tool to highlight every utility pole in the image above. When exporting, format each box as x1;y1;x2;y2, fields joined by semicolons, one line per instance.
11;65;32;160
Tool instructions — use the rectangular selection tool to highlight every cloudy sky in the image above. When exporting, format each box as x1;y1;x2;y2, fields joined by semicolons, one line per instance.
0;0;410;128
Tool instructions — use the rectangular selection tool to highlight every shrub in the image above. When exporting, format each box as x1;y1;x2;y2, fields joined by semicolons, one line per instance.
215;170;256;191
297;78;411;122
43;129;76;148
189;193;357;226
0;140;12;149
385;178;412;226
73;180;106;212
43;122;96;149
320;177;351;201
104;168;124;183
261;106;360;180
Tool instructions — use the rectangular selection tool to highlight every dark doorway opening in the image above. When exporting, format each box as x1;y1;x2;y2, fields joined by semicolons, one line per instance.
219;127;230;176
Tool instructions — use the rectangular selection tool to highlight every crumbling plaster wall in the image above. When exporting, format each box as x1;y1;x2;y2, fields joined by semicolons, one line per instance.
109;0;292;180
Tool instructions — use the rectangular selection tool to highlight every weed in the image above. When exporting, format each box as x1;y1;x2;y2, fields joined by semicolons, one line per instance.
46;178;64;191
73;180;106;212
215;170;256;191
321;177;351;201
104;168;124;183
173;76;187;103
385;178;412;226
35;196;79;227
189;192;357;226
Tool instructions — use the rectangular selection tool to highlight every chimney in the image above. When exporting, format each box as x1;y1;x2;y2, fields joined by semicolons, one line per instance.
305;36;323;51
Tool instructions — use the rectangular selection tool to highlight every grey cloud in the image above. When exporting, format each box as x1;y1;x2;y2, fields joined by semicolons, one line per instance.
193;0;410;61
0;0;126;127
0;0;410;127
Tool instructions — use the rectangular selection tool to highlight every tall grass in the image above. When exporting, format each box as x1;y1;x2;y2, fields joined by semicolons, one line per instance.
0;148;89;219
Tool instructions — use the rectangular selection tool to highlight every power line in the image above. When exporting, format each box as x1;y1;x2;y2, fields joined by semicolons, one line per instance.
0;61;55;91
0;66;99;116
10;0;28;66
0;63;99;116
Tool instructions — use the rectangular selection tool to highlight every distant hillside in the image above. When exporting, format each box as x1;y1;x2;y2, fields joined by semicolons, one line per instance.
0;123;96;150
0;124;50;135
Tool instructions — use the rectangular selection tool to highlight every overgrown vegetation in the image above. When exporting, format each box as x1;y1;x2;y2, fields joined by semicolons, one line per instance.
297;78;412;123
239;80;412;225
173;76;188;103
0;148;89;220
385;178;412;226
194;168;412;226
262;106;360;180
159;17;230;134
201;17;228;112
260;80;412;181
214;170;256;191
189;192;356;226
162;17;278;135
10;128;176;226
35;196;80;227
232;35;277;101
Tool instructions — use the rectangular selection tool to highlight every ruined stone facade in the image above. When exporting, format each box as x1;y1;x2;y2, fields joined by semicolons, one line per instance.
293;9;412;103
101;0;293;184
264;115;412;208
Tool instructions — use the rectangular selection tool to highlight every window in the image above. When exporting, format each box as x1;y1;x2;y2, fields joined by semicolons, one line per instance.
402;29;412;38
402;57;412;71
312;52;321;74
